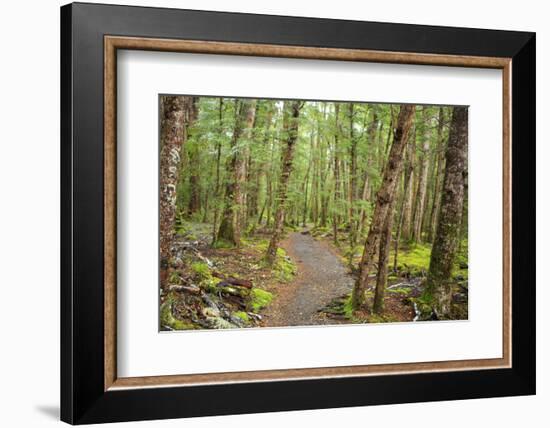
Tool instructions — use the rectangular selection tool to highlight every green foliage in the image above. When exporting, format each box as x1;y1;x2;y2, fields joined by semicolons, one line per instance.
249;288;273;312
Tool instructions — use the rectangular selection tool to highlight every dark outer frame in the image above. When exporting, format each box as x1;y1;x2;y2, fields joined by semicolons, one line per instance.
61;2;535;424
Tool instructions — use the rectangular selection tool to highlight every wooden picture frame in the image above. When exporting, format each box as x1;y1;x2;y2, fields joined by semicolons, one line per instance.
61;2;535;424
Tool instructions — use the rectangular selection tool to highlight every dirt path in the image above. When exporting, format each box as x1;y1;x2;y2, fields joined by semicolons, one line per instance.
262;231;355;327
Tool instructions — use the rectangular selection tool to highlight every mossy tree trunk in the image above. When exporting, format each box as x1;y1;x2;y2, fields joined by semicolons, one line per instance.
428;107;447;242
217;99;256;247
351;104;416;310
424;106;468;318
400;125;416;241
265;100;303;264
159;95;197;291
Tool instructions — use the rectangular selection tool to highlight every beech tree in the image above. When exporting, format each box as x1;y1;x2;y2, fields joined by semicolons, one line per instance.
412;107;431;242
423;106;468;318
351;105;416;310
159;95;197;290
265;100;303;264
217;99;256;247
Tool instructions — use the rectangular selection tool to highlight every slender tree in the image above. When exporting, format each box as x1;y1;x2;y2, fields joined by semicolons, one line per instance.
211;99;224;243
265;100;303;264
217;99;256;246
412;107;431;242
428;107;447;241
351;105;416;310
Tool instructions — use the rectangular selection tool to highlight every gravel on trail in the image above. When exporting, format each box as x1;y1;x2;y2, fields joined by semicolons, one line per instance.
262;231;355;327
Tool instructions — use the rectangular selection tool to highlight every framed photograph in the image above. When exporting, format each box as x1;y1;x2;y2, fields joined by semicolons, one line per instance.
61;2;535;424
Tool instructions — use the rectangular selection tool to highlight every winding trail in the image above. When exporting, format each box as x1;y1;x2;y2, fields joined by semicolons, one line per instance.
262;231;354;327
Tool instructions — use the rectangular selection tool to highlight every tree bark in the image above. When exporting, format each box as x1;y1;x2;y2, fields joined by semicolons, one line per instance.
400;126;416;241
351;105;416;310
424;106;468;319
217;99;256;246
212;99;224;243
159;96;196;290
332;103;341;245
412;107;431;242
265;100;302;264
428;107;447;242
373;181;399;314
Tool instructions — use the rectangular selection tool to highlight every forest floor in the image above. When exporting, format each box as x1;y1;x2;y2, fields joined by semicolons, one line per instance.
162;222;468;331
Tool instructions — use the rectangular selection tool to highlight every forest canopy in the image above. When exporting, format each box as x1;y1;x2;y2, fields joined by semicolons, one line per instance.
159;96;468;330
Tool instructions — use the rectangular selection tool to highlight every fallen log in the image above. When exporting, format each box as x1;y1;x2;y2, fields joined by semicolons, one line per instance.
169;284;201;294
212;272;253;289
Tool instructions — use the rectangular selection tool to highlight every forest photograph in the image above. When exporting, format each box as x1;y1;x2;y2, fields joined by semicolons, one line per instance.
159;95;469;331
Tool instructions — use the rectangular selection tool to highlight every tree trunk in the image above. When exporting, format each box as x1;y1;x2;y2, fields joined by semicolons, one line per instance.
348;103;359;246
424;107;468;319
240;103;258;232
265;101;302;264
351;105;416;310
187;144;201;215
428;107;447;242
159;96;196;290
211;99;224;243
393;130;415;270
412;107;431;242
302;130;314;226
373;181;399;314
332;103;341;245
217;99;256;246
401;126;416;240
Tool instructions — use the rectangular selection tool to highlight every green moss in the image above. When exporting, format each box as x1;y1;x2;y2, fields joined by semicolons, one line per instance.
275;260;296;282
190;261;211;282
242;237;269;252
412;293;435;321
391;240;468;280
202;276;222;293
168;270;180;284
388;287;411;295
341;292;372;320
233;311;250;322
249;288;273;312
391;243;432;273
211;239;235;249
342;296;355;319
160;300;196;330
368;313;399;323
